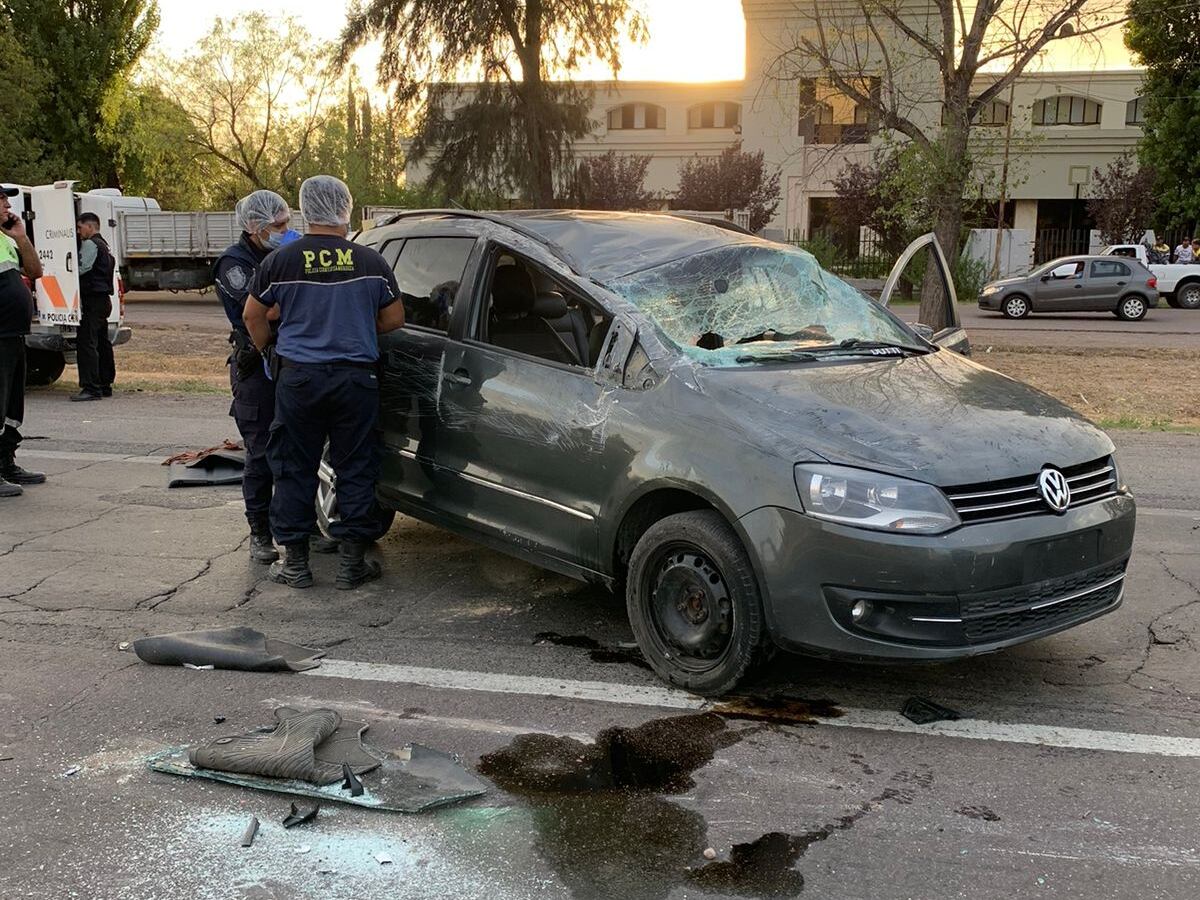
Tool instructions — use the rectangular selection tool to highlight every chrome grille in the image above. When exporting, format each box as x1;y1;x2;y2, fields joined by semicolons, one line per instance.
947;457;1119;525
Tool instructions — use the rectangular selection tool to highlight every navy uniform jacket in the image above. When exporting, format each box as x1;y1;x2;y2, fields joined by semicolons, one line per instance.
214;233;270;335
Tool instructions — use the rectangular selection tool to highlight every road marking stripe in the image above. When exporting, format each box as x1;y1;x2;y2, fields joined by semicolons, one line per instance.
306;659;1200;759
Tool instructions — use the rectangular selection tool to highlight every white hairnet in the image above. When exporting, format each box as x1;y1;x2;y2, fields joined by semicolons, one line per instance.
235;190;290;234
299;175;353;227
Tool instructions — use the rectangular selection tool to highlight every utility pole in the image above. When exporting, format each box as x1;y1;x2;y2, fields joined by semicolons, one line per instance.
991;79;1018;280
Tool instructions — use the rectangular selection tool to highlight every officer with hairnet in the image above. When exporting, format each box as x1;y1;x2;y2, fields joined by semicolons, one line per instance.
214;190;291;563
244;176;405;590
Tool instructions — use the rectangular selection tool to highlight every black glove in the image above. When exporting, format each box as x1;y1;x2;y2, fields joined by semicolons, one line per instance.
234;341;262;381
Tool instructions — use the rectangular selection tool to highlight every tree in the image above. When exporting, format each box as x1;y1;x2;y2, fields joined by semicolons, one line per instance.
1087;152;1157;245
99;83;208;209
0;18;58;185
159;15;334;197
338;0;647;205
766;0;1125;326
1;0;158;187
573;151;654;210
674;142;782;233
1127;0;1200;233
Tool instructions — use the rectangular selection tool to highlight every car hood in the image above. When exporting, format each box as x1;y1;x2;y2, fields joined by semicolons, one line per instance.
983;275;1029;291
688;350;1114;486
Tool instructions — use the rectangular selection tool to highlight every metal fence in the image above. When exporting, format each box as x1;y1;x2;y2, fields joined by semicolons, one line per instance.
1034;228;1093;264
787;227;894;279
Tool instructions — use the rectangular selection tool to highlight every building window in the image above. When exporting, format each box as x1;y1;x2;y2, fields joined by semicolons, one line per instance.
799;78;878;144
941;100;1010;126
1032;95;1101;126
687;101;741;129
607;103;666;130
1126;97;1146;126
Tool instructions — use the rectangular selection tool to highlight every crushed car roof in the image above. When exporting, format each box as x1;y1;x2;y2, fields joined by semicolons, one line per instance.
381;209;761;282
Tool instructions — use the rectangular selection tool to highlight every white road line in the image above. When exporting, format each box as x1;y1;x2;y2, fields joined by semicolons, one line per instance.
306;659;706;711
21;449;165;465
306;659;1200;759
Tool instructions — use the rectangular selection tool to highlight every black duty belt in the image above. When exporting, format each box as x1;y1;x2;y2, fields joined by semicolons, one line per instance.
279;357;377;371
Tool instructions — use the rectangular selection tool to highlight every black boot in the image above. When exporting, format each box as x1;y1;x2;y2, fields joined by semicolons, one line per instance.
336;541;381;590
310;527;339;555
269;541;313;589
248;518;278;563
0;477;21;498
0;455;45;485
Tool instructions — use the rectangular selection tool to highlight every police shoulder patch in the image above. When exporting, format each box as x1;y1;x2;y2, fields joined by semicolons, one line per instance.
226;265;248;290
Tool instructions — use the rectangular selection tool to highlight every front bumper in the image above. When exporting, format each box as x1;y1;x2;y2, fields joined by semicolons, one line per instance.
978;293;1002;310
739;493;1136;661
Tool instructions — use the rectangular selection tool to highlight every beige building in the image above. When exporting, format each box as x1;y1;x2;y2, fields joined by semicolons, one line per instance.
408;1;1145;257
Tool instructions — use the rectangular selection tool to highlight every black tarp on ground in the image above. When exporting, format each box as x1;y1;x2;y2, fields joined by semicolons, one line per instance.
131;627;325;672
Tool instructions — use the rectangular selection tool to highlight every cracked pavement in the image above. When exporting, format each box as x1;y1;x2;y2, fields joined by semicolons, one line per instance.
1;391;1199;899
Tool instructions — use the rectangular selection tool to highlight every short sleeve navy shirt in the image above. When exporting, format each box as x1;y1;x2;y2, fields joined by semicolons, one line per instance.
249;235;400;364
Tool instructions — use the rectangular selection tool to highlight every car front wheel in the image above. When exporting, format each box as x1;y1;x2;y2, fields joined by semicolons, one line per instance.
626;510;770;696
1002;295;1031;319
1177;282;1200;310
1116;295;1148;321
316;446;396;542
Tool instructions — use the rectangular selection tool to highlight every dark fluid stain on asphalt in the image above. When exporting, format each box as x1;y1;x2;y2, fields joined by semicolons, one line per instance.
532;631;652;671
956;804;1001;822
713;694;844;726
476;713;886;898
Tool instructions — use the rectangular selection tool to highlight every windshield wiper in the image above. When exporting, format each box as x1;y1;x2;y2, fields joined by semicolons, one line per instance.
808;338;931;356
734;350;821;364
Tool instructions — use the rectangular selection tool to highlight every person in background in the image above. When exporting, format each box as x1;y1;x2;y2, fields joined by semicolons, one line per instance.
243;175;405;590
1190;239;1200;263
0;185;45;496
1174;237;1193;264
214;190;292;564
71;212;116;402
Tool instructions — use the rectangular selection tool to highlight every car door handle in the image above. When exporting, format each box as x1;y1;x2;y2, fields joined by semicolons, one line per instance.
1116;281;1127;286
443;369;471;386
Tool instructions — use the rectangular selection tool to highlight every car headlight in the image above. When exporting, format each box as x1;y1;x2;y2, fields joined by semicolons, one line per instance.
794;464;961;534
981;284;999;296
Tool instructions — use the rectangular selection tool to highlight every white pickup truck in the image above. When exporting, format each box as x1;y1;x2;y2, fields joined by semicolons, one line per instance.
1102;244;1200;309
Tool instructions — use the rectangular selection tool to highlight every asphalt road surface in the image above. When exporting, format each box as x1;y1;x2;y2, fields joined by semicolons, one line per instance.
123;291;1200;350
3;393;1199;899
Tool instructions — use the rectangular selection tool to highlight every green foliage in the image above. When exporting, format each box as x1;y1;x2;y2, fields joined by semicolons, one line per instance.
99;83;207;208
1127;0;1200;231
0;0;158;187
1087;152;1158;245
791;234;841;270
572;151;654;210
338;0;646;204
952;252;989;304
0;18;58;184
674;142;782;232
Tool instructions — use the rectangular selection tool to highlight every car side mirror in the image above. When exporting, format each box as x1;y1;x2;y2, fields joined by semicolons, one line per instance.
910;322;935;341
1040;275;1050;282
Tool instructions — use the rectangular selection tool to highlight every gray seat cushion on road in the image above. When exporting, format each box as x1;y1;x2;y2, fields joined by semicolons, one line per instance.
149;741;488;813
166;449;244;488
189;707;380;784
131;626;325;672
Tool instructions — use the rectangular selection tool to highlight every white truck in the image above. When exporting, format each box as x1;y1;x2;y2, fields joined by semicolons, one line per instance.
5;182;132;386
1102;243;1200;310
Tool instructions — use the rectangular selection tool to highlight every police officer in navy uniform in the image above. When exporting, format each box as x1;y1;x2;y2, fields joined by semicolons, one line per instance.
243;175;405;589
214;190;291;563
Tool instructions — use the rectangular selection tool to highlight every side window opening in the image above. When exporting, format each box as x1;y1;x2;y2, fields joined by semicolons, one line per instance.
391;236;475;333
476;248;612;369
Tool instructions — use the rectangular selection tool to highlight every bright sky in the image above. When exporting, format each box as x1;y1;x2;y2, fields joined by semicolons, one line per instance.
153;0;1134;84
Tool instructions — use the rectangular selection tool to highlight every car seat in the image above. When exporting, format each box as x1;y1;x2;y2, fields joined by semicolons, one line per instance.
490;266;577;365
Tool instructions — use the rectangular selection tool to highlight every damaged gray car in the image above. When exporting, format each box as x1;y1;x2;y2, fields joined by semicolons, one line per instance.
320;211;1135;695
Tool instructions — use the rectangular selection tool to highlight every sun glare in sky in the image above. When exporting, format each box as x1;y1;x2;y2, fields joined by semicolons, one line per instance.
155;0;1134;86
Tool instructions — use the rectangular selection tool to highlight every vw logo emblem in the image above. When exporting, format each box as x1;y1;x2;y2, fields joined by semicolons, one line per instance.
1038;467;1071;513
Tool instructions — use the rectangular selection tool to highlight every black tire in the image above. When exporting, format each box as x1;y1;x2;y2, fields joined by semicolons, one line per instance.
626;510;770;696
1165;294;1182;309
1001;294;1031;319
315;444;396;542
24;348;66;387
1176;281;1200;310
1116;294;1148;321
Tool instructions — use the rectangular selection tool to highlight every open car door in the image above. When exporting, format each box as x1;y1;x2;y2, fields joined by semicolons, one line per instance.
879;233;971;356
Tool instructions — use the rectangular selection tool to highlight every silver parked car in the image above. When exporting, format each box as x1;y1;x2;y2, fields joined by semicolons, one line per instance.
980;256;1159;320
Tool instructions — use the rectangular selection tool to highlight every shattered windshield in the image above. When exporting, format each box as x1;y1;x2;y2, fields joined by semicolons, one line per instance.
610;244;921;366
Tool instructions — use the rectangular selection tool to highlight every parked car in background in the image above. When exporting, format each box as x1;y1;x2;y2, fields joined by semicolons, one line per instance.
1102;243;1200;309
318;212;1133;696
979;255;1159;320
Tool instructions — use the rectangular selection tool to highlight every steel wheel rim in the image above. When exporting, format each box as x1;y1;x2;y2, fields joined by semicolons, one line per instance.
1182;285;1200;307
317;458;339;528
642;542;734;672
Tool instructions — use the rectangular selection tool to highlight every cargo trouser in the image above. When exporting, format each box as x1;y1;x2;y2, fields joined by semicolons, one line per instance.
267;361;380;546
76;294;114;395
229;354;276;530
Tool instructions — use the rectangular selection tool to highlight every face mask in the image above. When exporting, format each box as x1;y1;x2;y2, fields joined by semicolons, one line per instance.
262;230;286;250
